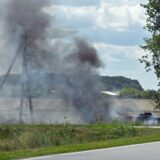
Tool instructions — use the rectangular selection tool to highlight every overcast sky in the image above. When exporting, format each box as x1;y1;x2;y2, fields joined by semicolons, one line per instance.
47;0;158;90
0;0;158;90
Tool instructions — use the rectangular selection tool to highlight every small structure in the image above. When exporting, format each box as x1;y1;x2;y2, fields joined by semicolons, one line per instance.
101;91;119;96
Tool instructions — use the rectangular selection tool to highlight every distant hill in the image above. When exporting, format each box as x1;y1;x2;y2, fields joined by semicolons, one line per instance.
101;76;143;91
0;73;143;97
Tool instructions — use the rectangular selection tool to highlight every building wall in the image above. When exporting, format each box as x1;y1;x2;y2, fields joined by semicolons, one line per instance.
0;98;158;123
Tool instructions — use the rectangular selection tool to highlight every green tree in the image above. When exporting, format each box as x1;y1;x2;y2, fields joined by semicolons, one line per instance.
120;87;143;98
140;0;160;74
140;0;160;108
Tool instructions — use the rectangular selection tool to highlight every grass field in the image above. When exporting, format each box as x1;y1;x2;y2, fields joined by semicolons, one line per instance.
0;122;160;160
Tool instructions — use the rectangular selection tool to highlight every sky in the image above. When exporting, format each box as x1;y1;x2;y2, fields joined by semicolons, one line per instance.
0;0;158;90
46;0;158;90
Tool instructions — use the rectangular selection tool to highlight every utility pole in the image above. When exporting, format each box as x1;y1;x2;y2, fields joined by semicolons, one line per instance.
19;32;33;123
0;32;34;123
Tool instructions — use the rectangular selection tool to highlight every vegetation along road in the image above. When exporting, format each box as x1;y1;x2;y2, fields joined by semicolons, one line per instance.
1;123;160;159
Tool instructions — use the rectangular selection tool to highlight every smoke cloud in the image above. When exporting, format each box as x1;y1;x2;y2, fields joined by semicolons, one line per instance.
5;0;53;71
69;39;102;68
54;38;111;123
6;0;50;39
0;0;111;123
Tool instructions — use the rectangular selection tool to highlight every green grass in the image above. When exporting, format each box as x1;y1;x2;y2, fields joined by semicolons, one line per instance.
0;122;137;152
0;123;160;160
0;133;160;160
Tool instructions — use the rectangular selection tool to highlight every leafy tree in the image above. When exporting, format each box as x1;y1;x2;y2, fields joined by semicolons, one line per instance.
120;87;158;100
140;0;160;108
140;0;160;74
120;87;144;98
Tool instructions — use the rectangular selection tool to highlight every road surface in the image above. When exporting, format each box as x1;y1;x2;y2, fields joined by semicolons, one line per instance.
23;142;160;160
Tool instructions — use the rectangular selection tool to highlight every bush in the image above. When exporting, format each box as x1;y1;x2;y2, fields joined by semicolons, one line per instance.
106;122;136;139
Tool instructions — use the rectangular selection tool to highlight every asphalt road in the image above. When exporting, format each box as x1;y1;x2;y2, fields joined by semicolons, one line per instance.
23;142;160;160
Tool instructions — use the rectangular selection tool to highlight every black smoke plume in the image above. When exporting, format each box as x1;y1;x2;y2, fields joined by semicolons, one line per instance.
5;0;52;71
57;39;109;123
6;0;50;40
69;39;102;68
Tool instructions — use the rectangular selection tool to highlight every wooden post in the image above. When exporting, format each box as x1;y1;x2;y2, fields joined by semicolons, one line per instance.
19;33;33;123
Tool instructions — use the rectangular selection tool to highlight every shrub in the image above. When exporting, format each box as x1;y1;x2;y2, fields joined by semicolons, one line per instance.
106;122;136;139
